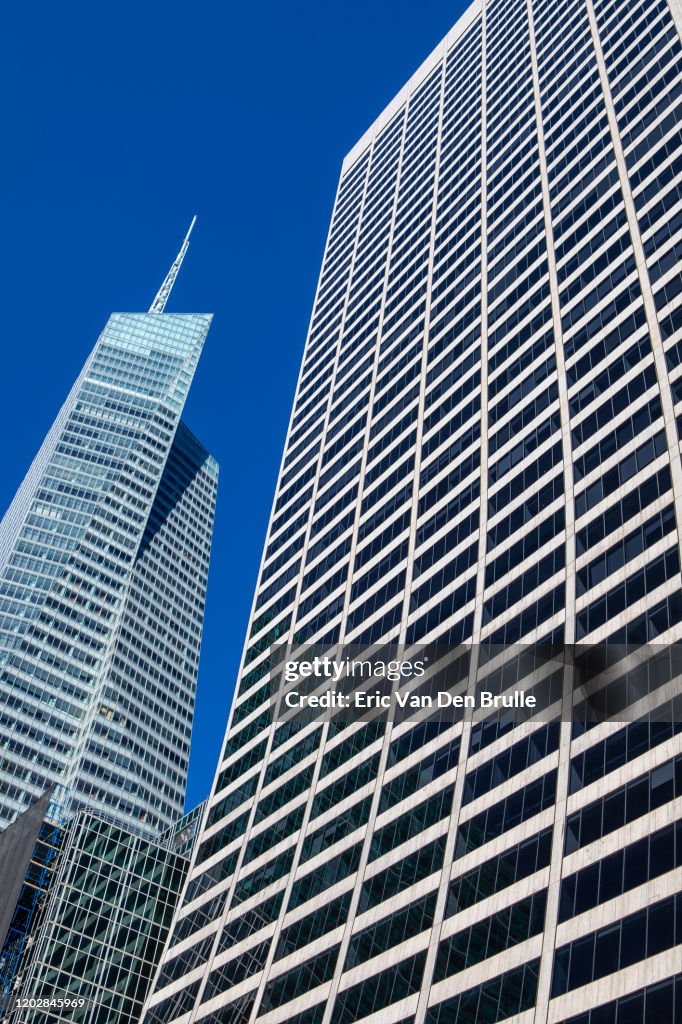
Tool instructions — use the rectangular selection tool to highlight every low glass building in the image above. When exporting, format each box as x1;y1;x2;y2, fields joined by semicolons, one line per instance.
3;810;194;1024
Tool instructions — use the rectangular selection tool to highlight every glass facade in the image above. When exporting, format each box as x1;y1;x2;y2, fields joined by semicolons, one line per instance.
4;811;190;1024
0;312;218;835
143;0;682;1021
162;802;209;858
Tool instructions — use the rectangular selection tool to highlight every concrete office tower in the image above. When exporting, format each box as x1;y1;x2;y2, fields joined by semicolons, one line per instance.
143;0;682;1021
0;224;218;836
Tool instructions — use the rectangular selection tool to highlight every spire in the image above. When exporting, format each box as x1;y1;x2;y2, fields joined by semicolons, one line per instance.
149;216;197;314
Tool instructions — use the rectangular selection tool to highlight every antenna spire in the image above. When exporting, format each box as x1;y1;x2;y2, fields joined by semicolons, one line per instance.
149;216;197;314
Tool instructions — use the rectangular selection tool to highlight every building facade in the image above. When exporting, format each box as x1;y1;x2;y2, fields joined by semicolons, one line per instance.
143;0;682;1021
0;254;218;835
2;810;192;1024
160;801;208;859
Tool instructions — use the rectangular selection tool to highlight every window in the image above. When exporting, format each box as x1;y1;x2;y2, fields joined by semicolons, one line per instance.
276;892;351;959
564;753;682;853
559;820;681;921
371;786;454;861
426;960;539;1024
346;892;436;968
435;891;546;980
261;946;339;1013
447;828;553;915
552;893;682;996
456;771;557;857
561;971;682;1024
332;951;426;1024
463;722;560;803
359;836;446;912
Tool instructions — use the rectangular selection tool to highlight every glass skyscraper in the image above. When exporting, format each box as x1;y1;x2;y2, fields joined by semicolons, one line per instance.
143;0;682;1021
0;232;218;837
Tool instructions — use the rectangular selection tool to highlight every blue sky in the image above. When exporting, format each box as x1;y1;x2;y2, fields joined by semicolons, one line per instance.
0;0;468;810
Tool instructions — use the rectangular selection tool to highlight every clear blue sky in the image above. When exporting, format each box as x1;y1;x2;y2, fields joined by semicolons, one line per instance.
1;0;468;810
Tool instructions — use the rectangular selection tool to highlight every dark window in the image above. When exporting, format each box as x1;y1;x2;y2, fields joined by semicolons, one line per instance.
346;892;436;968
456;771;557;857
370;784;454;860
435;891;546;980
559;820;682;922
218;893;284;952
426;959;540;1024
380;740;460;811
332;951;426;1024
289;843;362;910
447;828;553;915
560;971;682;1024
301;797;372;862
552;893;682;996
144;981;200;1024
202;939;270;1001
463;722;560;803
312;752;380;818
276;891;352;959
261;945;340;1013
359;836;446;912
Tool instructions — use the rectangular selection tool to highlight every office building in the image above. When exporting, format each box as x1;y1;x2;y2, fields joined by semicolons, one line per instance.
0;223;218;836
3;809;194;1024
143;0;682;1021
0;798;208;1019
